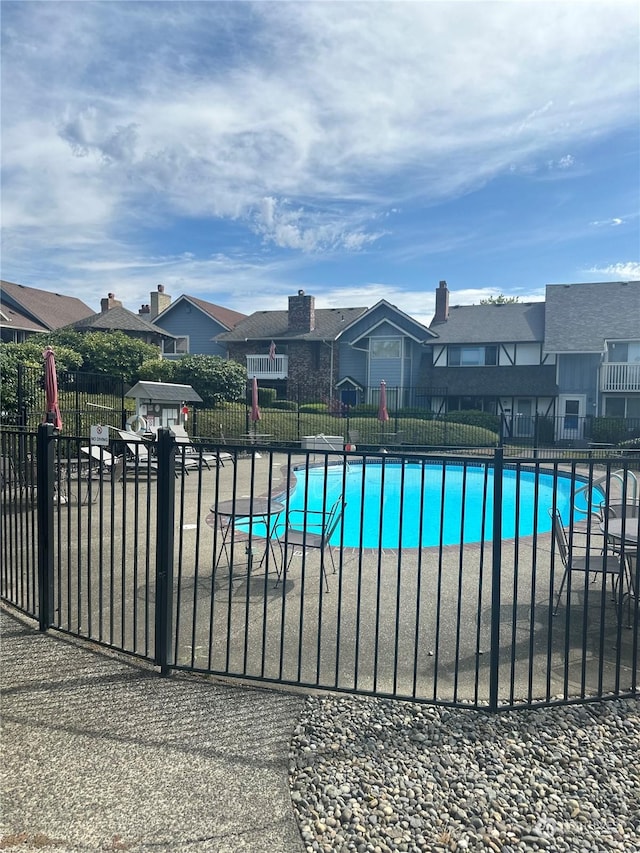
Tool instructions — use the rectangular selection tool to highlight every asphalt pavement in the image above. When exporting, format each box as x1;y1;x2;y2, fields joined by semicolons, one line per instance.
1;606;306;853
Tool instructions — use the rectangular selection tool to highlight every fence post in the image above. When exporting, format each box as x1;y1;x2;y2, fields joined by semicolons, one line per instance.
36;423;56;631
489;446;504;711
154;427;176;676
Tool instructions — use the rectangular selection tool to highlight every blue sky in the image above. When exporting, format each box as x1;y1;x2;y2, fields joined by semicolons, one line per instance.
1;1;638;327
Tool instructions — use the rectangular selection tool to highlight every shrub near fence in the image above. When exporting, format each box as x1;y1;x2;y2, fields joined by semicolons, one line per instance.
191;406;499;447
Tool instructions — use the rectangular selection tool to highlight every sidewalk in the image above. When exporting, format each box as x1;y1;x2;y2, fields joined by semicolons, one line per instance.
1;607;306;853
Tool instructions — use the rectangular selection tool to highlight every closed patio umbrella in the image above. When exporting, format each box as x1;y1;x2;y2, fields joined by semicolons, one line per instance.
250;376;261;424
378;379;389;447
43;346;62;430
378;380;389;423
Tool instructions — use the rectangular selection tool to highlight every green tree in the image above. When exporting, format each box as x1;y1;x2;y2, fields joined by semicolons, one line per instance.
173;355;246;406
139;358;178;383
68;331;159;382
5;329;159;383
0;340;84;414
479;294;520;304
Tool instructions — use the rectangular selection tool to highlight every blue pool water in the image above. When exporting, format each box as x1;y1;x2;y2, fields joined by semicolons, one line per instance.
281;461;600;549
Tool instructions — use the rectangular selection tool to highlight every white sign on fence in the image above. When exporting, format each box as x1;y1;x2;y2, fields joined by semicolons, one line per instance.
90;424;109;446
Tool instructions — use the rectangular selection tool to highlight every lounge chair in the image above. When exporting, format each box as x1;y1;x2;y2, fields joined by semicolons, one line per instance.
170;424;234;469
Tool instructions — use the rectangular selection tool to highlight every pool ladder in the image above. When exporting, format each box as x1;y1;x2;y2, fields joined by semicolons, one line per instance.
573;468;638;522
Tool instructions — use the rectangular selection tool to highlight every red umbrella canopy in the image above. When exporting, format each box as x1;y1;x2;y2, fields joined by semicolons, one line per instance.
378;380;389;423
250;376;261;422
43;346;63;430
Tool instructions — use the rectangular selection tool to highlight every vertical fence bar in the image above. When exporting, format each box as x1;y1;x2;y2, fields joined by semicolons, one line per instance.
488;446;504;711
36;423;55;631
154;427;176;675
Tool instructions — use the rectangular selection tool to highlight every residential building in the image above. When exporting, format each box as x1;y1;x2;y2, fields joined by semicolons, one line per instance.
144;285;246;358
217;289;436;407
0;279;95;343
68;293;175;347
543;280;640;440
216;290;369;402
422;281;557;436
335;299;437;410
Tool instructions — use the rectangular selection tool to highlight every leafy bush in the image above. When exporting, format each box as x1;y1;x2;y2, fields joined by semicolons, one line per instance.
349;403;378;416
397;407;433;420
346;417;498;447
139;358;178;382
533;416;554;444
270;400;298;411
590;417;629;445
173;355;246;406
299;403;329;413
255;386;277;407
442;409;501;433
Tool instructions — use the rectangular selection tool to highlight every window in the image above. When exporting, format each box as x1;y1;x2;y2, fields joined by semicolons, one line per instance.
448;346;497;366
162;336;189;355
605;398;626;418
605;397;640;419
608;342;628;362
608;341;640;363
371;339;402;359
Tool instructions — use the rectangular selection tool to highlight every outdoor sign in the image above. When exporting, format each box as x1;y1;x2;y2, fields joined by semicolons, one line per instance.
90;424;109;446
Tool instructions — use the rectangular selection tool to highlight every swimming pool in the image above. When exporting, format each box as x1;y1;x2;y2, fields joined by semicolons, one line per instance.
283;461;601;549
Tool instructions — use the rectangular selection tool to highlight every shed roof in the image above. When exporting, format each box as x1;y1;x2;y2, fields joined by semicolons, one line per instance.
125;381;203;403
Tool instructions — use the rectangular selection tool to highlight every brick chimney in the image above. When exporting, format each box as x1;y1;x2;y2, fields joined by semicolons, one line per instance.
433;280;449;323
139;304;150;315
100;293;122;313
288;289;315;333
150;284;171;319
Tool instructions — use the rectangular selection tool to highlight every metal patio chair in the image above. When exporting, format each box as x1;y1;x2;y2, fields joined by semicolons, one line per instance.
549;508;623;617
277;495;346;593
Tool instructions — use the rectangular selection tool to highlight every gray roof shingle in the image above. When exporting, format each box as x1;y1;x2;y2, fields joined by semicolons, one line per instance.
216;306;368;342
70;306;175;338
429;302;545;343
544;281;640;353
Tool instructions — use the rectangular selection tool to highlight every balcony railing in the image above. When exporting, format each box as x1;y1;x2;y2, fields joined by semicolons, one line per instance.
600;362;640;392
246;354;288;379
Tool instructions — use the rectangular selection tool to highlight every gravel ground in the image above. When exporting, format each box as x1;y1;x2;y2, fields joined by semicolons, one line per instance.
289;695;640;853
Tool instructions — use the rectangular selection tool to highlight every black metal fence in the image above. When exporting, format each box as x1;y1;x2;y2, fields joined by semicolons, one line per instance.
2;426;638;710
193;407;640;455
5;365;639;453
3;364;128;434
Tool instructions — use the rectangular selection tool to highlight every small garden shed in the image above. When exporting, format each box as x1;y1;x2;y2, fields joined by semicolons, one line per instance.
125;381;203;432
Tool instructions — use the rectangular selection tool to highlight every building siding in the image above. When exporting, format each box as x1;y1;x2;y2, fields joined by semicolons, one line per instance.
155;303;228;357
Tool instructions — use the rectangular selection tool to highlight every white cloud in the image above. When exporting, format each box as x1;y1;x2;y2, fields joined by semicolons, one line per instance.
590;217;625;227
1;1;638;299
547;155;575;170
585;262;640;279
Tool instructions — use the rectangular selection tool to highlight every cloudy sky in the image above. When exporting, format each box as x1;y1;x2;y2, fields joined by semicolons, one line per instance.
1;1;638;326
